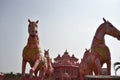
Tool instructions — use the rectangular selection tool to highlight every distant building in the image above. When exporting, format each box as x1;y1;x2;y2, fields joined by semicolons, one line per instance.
53;50;79;80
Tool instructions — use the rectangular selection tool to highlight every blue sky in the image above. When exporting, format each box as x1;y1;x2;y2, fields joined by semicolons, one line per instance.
0;0;120;75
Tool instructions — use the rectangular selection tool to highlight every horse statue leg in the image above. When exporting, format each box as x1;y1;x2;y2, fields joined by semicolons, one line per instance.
33;68;39;77
39;60;48;80
20;54;27;80
21;60;27;77
94;58;103;75
106;58;111;75
29;53;41;78
48;69;54;80
39;70;46;80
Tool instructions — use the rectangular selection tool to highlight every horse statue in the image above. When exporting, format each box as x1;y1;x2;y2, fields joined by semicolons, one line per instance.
79;18;120;80
21;19;48;80
79;18;120;79
44;49;54;80
90;18;120;75
79;49;92;80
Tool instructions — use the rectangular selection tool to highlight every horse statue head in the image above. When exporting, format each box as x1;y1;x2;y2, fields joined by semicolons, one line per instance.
28;19;39;37
44;49;50;58
82;48;90;60
100;18;120;40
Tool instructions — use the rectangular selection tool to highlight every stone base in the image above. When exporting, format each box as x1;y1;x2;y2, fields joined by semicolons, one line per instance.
85;75;120;80
21;77;53;80
21;77;40;80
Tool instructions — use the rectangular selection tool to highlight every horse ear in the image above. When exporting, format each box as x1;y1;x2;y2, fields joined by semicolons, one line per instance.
28;19;31;23
44;49;46;52
36;20;39;24
103;18;107;23
47;49;49;51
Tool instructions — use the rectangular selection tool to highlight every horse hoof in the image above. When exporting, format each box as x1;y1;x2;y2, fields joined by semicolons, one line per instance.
29;69;34;78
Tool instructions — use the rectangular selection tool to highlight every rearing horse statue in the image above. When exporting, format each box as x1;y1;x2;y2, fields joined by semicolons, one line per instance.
21;19;47;80
90;18;120;75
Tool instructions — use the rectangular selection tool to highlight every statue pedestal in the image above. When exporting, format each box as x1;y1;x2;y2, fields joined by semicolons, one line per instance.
21;77;51;80
22;77;40;80
85;75;120;80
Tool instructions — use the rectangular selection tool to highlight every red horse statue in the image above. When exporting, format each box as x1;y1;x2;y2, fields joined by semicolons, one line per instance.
80;49;102;80
79;49;92;80
44;49;54;80
21;19;48;80
79;18;120;80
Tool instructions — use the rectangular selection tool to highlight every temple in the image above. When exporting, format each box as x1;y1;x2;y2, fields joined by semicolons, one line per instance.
53;50;80;80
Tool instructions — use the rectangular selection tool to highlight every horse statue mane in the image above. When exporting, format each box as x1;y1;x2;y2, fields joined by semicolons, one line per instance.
21;19;48;80
79;18;120;79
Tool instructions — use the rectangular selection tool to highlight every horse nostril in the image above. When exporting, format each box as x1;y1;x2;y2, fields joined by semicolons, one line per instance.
36;31;37;33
